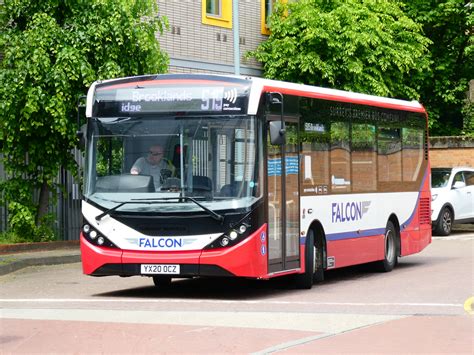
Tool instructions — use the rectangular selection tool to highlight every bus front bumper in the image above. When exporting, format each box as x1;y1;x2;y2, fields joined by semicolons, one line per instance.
80;225;268;279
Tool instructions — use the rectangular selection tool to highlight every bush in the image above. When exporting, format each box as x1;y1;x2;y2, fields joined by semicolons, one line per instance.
1;202;56;243
462;102;474;138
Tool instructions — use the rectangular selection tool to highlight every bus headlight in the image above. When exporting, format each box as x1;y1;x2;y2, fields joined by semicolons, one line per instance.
81;223;117;248
229;230;238;240
204;222;253;249
220;237;230;247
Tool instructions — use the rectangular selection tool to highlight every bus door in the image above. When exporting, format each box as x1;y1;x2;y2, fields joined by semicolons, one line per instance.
267;116;300;273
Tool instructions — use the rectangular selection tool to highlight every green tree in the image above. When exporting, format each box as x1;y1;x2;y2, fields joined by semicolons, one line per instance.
0;0;168;240
249;0;431;101
401;0;473;135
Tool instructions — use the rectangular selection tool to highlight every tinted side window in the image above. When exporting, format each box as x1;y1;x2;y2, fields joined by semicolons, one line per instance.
330;121;351;193
402;128;424;182
378;128;402;182
464;172;474;186
352;124;376;192
452;172;465;187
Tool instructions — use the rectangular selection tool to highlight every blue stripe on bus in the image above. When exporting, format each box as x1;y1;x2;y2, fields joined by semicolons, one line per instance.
300;228;385;244
326;228;386;241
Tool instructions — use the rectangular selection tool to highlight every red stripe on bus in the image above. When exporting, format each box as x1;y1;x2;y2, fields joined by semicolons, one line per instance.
263;85;426;113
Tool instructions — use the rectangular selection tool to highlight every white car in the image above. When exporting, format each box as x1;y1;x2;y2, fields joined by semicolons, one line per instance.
431;167;474;235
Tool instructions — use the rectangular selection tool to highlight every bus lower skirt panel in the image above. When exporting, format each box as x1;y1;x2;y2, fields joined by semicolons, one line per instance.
91;263;235;277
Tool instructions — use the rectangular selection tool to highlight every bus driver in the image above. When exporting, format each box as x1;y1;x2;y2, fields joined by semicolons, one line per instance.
130;144;175;190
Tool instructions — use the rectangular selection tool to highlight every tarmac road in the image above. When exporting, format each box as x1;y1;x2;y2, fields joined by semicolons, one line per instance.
0;229;473;354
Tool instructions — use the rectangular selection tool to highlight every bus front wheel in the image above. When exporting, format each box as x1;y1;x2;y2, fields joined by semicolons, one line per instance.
295;230;323;289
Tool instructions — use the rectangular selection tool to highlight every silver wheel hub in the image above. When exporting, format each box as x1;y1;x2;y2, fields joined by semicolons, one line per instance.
385;230;395;263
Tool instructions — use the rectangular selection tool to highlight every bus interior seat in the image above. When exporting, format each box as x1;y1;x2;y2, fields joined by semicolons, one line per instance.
192;176;212;192
161;177;181;191
219;181;248;197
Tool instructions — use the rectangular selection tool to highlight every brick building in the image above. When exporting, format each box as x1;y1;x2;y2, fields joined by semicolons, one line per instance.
157;0;269;76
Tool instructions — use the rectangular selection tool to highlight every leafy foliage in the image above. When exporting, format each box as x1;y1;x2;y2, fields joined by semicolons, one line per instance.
5;202;56;243
401;0;473;135
462;102;474;137
249;0;431;100
0;0;168;241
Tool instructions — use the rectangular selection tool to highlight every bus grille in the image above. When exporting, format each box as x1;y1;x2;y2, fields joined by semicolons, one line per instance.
418;198;431;225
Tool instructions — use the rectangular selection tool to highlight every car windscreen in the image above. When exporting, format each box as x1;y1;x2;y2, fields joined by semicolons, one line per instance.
431;168;452;188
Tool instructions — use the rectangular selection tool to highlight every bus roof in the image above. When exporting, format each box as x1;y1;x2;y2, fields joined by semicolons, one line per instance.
86;74;426;117
250;76;425;114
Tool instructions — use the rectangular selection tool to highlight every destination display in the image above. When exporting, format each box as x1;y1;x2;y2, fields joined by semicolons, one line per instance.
93;83;250;116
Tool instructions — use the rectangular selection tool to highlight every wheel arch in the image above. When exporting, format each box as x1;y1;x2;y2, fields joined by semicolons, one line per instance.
439;203;455;221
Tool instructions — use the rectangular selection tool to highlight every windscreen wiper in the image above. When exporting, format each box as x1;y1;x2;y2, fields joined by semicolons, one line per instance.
95;197;224;223
95;199;173;221
95;201;140;221
133;197;224;223
183;196;224;223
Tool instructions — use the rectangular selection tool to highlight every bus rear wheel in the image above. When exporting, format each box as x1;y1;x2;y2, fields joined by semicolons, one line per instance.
375;221;398;272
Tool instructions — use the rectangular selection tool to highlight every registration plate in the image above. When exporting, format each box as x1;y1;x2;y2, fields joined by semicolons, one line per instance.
141;264;180;275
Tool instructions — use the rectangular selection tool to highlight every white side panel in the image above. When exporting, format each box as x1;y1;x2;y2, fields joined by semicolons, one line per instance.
85;81;98;118
247;80;264;115
300;192;419;240
82;201;221;251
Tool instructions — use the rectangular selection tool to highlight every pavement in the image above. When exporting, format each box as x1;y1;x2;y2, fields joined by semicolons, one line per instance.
0;241;81;276
0;224;473;277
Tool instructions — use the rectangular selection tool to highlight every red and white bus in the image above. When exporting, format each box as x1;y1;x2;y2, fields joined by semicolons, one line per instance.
80;74;431;288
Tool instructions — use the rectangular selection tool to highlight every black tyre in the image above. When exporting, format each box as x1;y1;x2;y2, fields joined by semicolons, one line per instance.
434;207;453;236
375;221;398;272
294;230;324;289
152;276;172;288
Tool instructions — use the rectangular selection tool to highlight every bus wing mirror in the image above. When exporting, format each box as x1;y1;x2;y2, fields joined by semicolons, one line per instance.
269;121;286;145
76;124;87;149
76;95;87;149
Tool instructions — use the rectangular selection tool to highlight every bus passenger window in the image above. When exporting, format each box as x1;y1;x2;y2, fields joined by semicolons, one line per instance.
330;122;351;193
378;127;402;184
402;128;423;182
352;124;376;192
301;122;330;190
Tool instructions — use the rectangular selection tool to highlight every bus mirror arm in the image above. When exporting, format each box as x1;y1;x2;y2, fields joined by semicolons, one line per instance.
267;92;285;145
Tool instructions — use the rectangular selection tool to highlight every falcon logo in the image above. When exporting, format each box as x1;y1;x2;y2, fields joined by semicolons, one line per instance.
126;237;196;249
332;201;371;223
